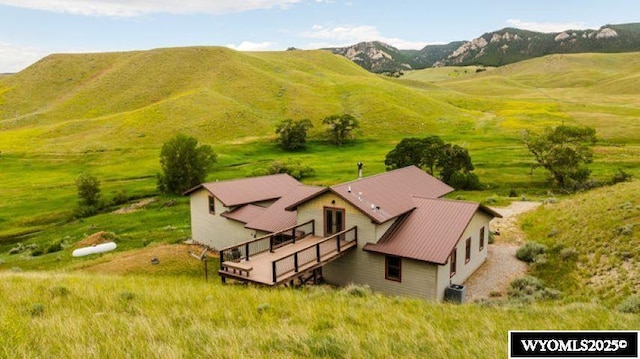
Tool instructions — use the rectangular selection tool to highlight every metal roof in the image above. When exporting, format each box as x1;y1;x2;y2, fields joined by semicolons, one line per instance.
184;174;301;207
363;197;500;264
220;204;266;224
244;185;325;233
329;166;454;224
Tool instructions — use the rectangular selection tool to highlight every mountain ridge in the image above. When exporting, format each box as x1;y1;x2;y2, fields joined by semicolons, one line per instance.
327;22;640;73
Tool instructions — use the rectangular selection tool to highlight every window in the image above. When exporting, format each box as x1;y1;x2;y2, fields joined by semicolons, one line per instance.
450;249;457;277
385;256;402;282
479;227;485;251
208;196;215;214
323;207;345;236
465;237;471;263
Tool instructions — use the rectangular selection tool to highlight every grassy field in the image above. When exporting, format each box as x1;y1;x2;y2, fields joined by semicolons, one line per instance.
1;272;638;358
2;49;639;248
1;48;640;356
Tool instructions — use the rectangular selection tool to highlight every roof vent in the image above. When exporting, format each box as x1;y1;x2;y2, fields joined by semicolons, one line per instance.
358;192;363;201
347;185;351;193
370;203;376;211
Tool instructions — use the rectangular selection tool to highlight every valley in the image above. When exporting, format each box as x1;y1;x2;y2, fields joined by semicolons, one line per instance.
0;47;638;357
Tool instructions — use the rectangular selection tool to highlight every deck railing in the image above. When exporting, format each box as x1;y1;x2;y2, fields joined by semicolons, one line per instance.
271;226;357;284
219;220;315;269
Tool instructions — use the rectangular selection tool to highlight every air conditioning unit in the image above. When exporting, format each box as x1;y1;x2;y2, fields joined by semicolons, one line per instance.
444;284;465;303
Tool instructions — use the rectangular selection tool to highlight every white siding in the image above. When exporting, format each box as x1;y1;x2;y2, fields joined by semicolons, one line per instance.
436;210;493;301
189;189;257;250
296;192;440;300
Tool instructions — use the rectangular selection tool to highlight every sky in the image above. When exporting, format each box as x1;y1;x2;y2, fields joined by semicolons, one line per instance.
0;0;638;73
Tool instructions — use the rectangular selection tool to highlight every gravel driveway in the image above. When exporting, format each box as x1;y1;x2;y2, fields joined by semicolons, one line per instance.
463;201;541;302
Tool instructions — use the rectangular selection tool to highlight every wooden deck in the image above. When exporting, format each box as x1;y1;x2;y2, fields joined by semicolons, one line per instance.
219;227;357;285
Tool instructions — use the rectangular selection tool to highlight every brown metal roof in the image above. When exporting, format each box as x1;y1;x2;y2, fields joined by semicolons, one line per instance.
245;185;325;233
220;204;266;224
363;197;500;265
185;174;301;207
329;166;454;224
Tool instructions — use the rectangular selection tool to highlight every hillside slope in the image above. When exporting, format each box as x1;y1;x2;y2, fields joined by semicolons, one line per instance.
1;272;639;357
521;180;640;306
0;47;474;152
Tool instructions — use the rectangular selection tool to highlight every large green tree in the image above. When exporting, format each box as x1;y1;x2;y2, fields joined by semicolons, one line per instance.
322;114;360;146
157;134;216;195
75;173;101;208
522;125;597;189
385;136;480;190
275;119;313;151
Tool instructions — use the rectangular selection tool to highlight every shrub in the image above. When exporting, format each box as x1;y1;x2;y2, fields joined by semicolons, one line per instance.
617;295;640;314
119;291;135;301
257;303;271;313
30;245;44;257
29;303;45;317
341;284;371;297
611;169;633;184
252;159;315;180
516;241;547;263
449;171;482;190
46;240;63;254
615;224;634;236
508;276;560;300
50;286;70;298
111;190;129;206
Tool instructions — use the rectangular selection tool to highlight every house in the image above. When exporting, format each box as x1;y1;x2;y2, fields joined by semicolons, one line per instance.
186;166;500;302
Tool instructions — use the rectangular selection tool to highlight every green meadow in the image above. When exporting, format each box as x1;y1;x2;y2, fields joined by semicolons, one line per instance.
0;48;639;356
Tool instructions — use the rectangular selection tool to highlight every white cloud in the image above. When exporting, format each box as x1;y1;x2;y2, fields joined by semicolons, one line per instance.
0;42;48;73
505;19;591;33
0;0;301;17
226;41;276;51
300;24;428;49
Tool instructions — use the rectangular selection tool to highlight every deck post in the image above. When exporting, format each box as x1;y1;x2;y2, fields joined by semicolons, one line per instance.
316;243;321;263
272;261;277;283
269;235;274;252
294;253;299;273
219;250;224;270
311;220;315;236
245;243;250;261
337;235;341;252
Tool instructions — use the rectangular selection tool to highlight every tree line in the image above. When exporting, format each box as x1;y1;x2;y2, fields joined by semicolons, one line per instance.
74;121;630;218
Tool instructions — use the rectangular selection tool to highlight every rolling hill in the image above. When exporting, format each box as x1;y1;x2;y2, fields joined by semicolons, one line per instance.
1;45;640;357
0;47;476;153
1;47;639;259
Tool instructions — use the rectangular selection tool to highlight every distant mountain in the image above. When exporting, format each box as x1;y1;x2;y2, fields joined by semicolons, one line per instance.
324;41;416;74
327;23;640;73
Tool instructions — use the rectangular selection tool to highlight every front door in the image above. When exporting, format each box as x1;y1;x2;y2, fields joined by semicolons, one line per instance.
324;207;345;237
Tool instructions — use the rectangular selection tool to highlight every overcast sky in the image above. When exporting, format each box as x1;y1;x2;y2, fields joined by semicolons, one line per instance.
0;0;638;73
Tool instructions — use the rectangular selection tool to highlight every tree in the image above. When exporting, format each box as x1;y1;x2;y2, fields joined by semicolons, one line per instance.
76;173;101;208
157;134;216;195
385;136;481;190
74;173;102;217
522;125;596;189
322;114;360;146
438;143;474;184
275;119;313;151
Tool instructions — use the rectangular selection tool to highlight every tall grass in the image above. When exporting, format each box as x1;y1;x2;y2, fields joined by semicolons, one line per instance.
520;180;640;306
1;272;638;358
